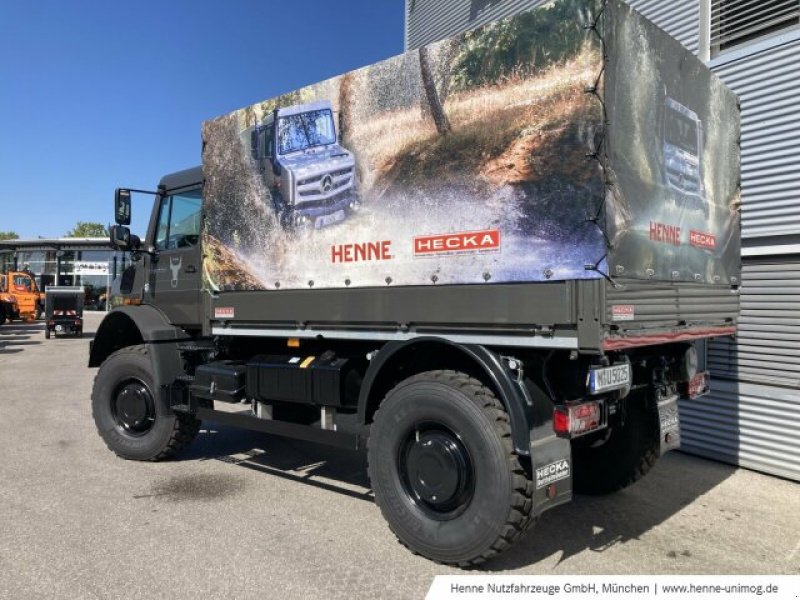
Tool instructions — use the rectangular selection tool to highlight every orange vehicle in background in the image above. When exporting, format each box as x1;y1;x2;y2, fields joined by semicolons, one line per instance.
0;271;45;322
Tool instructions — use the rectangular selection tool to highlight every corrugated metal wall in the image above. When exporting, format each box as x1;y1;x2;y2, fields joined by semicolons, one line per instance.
405;0;549;50
712;38;800;239
405;0;698;52
624;0;699;53
700;255;800;481
708;257;800;388
406;0;800;481
680;377;800;481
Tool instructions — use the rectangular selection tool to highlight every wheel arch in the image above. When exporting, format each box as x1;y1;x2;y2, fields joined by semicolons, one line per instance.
89;305;190;410
357;338;534;456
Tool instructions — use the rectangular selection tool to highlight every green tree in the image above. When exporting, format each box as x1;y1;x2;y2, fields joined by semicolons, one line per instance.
0;231;19;241
65;222;108;238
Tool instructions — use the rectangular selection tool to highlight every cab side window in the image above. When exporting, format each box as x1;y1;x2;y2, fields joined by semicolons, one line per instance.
168;192;202;248
154;197;171;251
153;190;202;251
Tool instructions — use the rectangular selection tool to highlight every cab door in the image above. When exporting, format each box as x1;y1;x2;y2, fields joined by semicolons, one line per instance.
147;188;202;327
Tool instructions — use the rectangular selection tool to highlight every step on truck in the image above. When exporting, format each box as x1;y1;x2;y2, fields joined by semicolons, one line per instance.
90;0;740;567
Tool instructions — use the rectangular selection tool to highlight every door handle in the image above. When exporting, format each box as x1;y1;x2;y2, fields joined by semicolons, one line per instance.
184;265;197;274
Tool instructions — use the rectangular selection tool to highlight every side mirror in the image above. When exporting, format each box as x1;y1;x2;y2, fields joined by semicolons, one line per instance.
110;225;132;250
115;189;132;225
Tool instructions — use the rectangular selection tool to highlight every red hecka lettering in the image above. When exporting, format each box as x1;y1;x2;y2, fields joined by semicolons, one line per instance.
331;245;344;263
381;240;393;259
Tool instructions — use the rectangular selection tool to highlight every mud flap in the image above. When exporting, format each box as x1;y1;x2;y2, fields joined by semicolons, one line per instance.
657;393;681;456
529;432;572;517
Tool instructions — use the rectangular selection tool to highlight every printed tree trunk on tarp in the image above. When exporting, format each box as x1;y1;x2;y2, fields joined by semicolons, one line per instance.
419;46;451;135
201;0;740;293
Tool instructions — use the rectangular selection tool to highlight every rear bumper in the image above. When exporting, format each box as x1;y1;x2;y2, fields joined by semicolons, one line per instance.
604;325;736;351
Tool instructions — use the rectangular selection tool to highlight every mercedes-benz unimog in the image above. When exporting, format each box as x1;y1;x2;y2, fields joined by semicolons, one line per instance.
243;100;361;229
89;0;740;567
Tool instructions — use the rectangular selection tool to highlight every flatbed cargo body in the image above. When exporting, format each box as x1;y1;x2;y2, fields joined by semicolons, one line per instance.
92;0;741;568
207;277;739;353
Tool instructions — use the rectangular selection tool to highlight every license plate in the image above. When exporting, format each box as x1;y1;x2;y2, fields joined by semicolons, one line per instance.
315;209;345;229
686;371;710;399
588;363;631;394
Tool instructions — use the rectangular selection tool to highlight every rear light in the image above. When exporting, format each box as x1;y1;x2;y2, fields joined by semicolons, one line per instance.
75;320;82;325
553;401;606;438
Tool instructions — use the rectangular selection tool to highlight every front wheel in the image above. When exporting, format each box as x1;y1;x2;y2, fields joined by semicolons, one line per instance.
91;345;200;461
368;370;535;567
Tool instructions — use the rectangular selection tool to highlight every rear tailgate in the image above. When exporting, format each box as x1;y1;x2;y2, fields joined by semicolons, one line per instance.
604;279;738;351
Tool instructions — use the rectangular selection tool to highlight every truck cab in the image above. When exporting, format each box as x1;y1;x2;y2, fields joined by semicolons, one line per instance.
112;167;204;329
244;100;360;229
0;270;44;321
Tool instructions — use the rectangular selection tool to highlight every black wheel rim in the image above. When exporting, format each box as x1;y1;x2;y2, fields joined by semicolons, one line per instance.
111;378;156;436
398;422;475;521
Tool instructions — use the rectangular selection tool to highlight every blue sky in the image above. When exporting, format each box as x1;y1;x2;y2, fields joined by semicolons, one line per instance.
0;0;404;238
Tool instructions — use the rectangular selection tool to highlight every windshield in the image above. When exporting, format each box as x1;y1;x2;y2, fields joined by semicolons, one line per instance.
665;109;699;155
277;109;336;154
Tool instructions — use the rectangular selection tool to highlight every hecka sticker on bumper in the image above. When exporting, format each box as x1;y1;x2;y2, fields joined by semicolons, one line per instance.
535;459;571;489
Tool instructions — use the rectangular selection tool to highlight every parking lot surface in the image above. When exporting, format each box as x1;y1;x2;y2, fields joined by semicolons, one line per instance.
1;313;799;599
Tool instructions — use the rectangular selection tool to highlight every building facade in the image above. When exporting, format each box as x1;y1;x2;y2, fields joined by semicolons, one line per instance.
0;238;127;310
405;0;800;481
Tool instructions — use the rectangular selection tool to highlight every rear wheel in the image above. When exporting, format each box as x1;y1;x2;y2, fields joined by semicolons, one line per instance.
368;370;535;567
572;390;660;495
44;328;51;339
91;345;200;461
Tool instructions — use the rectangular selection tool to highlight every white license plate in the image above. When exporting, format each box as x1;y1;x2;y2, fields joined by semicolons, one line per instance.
589;363;631;394
315;210;345;229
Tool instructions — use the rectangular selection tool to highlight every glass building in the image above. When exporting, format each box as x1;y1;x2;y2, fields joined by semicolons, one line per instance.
0;238;128;310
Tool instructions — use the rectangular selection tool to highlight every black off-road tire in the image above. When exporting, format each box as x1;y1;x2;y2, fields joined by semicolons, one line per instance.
368;370;535;567
44;328;51;339
572;391;660;495
91;345;200;461
35;304;43;320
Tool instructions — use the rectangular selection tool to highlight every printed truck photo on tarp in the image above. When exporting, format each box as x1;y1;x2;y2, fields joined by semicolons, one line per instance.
202;0;607;291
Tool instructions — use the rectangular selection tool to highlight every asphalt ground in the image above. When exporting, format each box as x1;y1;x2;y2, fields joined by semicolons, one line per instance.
1;313;798;599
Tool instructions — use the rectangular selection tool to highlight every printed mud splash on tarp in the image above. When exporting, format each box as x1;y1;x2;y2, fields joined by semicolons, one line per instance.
603;0;741;285
202;0;607;291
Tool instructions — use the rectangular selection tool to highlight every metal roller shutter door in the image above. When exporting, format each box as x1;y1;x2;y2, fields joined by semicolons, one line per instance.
695;256;800;481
